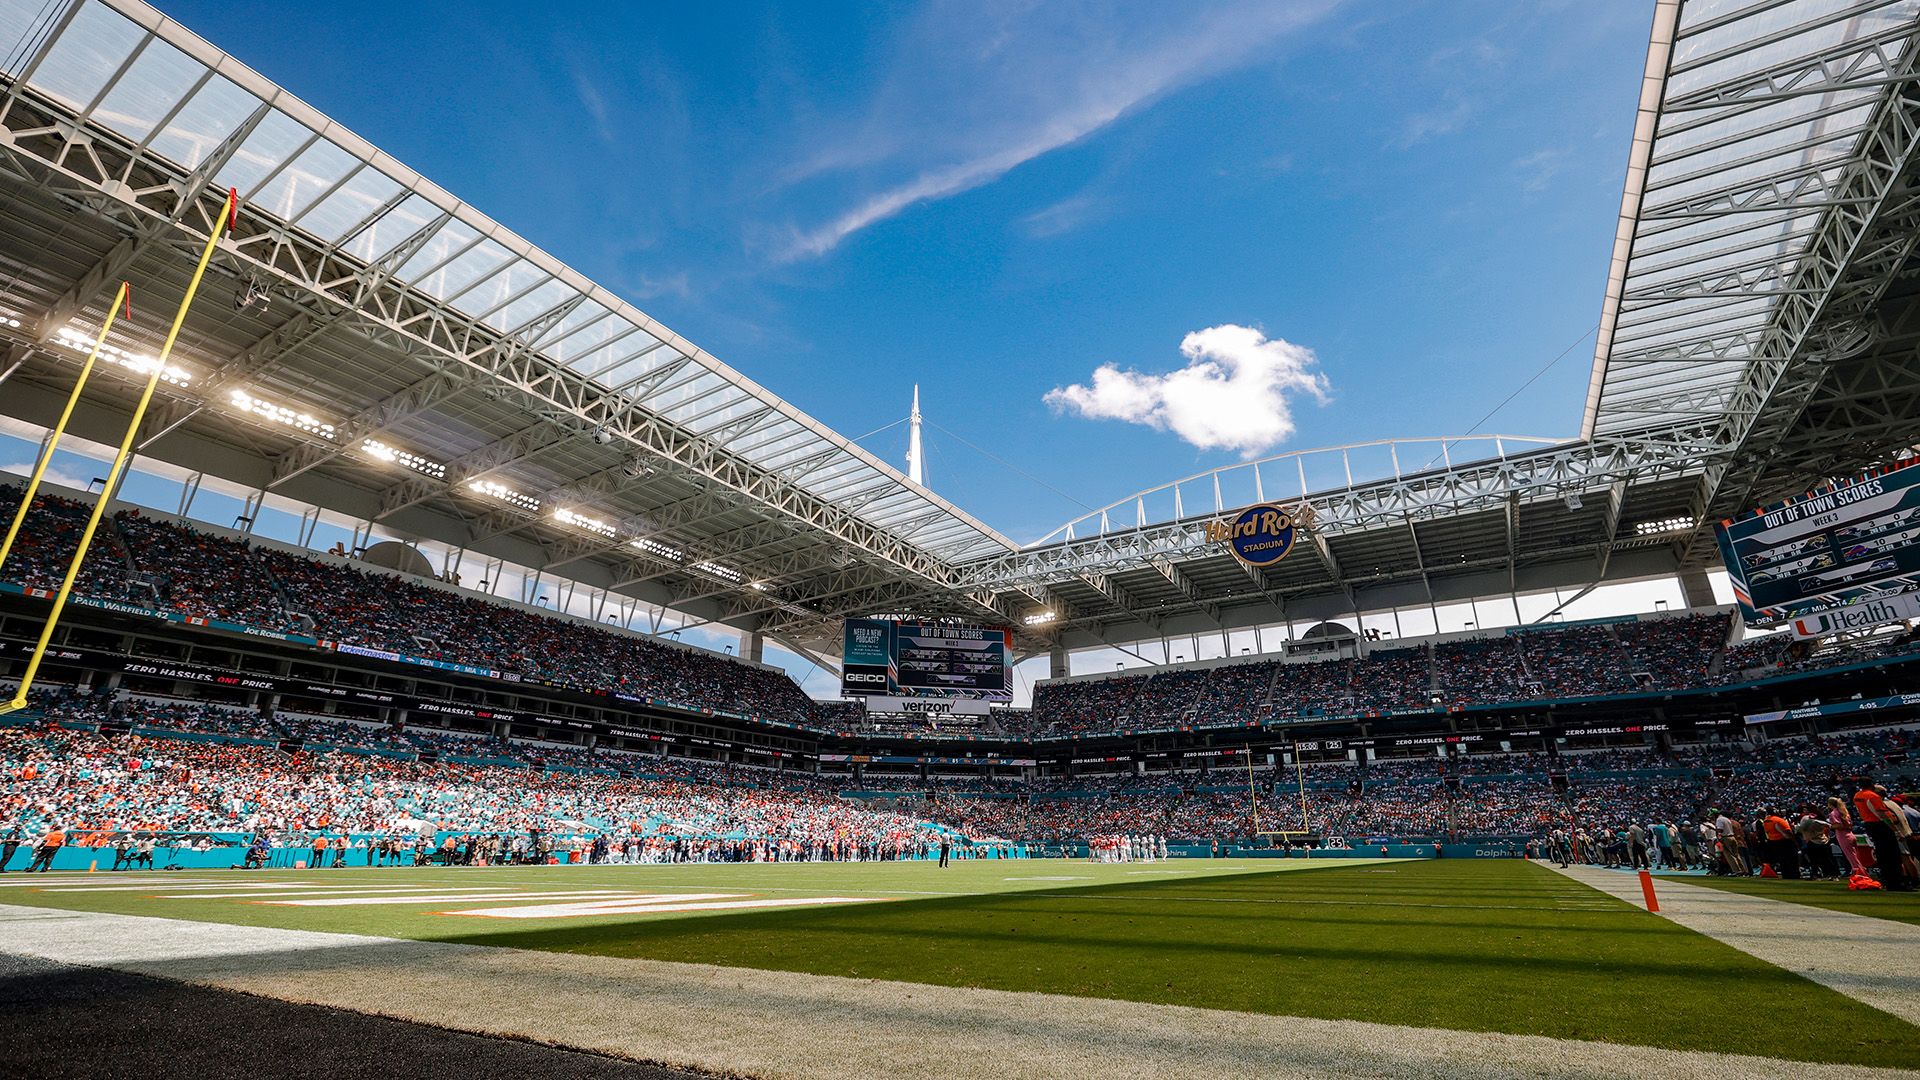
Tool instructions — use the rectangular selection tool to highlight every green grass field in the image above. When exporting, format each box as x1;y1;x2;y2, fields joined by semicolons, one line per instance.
1682;872;1920;926
4;858;1917;1068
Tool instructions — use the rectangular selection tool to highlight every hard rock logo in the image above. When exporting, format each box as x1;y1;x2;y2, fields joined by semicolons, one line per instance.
1205;503;1309;567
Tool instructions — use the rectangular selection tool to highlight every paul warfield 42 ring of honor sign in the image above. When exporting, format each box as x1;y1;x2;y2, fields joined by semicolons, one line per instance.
1715;456;1920;628
840;617;1013;702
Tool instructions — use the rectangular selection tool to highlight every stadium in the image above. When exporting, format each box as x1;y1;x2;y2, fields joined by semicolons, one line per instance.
0;0;1918;1076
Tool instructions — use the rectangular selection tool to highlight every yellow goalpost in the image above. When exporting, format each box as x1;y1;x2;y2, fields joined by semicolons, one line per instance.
1;189;238;716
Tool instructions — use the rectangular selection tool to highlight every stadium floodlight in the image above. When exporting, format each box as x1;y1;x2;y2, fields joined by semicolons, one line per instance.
1023;610;1056;625
53;325;194;387
1634;516;1696;537
467;479;541;512
695;560;744;583
228;389;335;438
360;439;446;479
554;507;617;538
631;537;684;561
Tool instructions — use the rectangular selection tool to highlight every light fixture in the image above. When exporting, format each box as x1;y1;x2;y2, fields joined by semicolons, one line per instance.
1634;516;1696;537
467;479;541;512
54;325;193;386
361;439;445;479
554;507;617;537
631;537;683;561
695;560;743;582
229;389;335;437
1563;493;1583;511
1023;610;1056;625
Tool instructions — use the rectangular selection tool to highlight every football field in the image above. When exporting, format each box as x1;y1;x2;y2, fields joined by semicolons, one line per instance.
2;857;1917;1073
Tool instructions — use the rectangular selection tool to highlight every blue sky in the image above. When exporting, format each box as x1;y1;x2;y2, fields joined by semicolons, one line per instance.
152;0;1655;544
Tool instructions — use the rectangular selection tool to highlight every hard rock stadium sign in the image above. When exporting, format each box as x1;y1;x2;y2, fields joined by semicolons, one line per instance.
1203;502;1313;567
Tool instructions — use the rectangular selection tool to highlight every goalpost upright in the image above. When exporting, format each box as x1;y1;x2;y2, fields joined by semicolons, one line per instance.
1;190;238;715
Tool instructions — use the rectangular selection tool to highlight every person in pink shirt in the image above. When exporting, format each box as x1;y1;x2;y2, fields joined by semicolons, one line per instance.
1828;796;1864;877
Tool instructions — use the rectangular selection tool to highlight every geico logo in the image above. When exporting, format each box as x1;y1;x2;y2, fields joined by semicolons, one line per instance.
846;673;887;684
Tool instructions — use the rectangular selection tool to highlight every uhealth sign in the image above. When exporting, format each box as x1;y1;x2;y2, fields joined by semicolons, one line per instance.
1205;503;1305;567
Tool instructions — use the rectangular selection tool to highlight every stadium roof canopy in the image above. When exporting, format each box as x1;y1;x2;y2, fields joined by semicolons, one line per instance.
952;0;1920;649
0;0;1028;660
3;0;1920;662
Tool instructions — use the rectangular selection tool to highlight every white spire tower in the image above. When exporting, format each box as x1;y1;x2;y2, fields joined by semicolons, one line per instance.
906;384;925;487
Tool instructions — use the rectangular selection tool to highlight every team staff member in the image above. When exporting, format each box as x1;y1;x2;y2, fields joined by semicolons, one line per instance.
1853;778;1914;891
1760;810;1800;880
938;836;951;868
26;824;65;873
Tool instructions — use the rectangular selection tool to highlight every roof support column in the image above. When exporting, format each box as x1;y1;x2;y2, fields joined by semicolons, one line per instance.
1677;567;1716;610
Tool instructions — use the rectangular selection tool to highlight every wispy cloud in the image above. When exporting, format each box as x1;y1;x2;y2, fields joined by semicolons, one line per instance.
1396;95;1474;147
630;271;694;301
1512;147;1567;193
1045;324;1331;457
569;67;617;146
768;1;1341;263
1019;191;1111;239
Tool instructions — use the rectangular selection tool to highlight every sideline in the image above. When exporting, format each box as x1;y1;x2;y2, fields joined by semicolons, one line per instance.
1550;865;1920;1025
0;903;1912;1080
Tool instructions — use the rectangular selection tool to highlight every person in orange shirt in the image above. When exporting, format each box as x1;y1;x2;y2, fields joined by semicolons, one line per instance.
27;824;65;873
1854;777;1914;891
1760;810;1799;880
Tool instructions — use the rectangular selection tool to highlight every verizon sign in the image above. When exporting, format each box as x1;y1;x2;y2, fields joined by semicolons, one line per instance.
862;696;992;716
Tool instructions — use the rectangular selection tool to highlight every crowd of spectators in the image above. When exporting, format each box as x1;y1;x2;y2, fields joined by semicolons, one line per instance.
115;512;291;630
0;720;953;860
0;486;815;726
3;669;1914;858
6;486;1920;744
0;486;131;600
1019;613;1920;737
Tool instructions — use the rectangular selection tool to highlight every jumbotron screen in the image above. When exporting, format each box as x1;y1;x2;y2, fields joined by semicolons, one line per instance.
1716;457;1920;626
840;618;1012;699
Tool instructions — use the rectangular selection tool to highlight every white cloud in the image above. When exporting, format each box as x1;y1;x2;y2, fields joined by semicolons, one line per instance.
0;462;93;493
1044;325;1330;457
1018;192;1109;238
1513;147;1567;193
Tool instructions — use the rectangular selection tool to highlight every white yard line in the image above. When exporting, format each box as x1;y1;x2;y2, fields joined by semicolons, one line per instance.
255;891;645;907
1551;865;1920;1026
0;903;1910;1080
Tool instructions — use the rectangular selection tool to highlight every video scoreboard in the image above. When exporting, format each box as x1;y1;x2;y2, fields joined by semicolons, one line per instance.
840;618;1012;700
1716;457;1920;627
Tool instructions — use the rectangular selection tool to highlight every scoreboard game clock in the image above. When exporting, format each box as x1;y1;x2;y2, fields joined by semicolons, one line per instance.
1716;457;1920;627
839;618;1012;699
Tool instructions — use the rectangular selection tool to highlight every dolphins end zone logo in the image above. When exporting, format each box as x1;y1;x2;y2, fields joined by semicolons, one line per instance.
1204;503;1308;567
